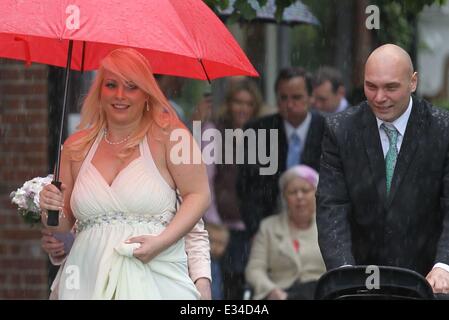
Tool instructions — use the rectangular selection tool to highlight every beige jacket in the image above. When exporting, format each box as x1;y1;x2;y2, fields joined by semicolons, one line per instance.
245;212;326;300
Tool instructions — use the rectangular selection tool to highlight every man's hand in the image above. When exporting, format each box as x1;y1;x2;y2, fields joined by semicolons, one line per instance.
426;267;449;293
194;277;211;300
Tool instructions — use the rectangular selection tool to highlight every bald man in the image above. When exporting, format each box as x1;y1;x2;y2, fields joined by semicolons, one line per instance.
316;44;449;294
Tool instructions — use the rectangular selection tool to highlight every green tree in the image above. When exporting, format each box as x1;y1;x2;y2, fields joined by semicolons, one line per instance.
206;0;447;50
372;0;447;49
206;0;447;24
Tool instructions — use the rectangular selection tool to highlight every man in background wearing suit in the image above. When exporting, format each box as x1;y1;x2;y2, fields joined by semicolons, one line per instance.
238;67;325;238
316;43;449;293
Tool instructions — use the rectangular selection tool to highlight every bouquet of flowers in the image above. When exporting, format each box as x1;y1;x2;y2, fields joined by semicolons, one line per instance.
10;174;53;226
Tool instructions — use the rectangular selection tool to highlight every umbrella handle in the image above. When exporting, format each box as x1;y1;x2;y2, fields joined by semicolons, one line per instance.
47;181;62;226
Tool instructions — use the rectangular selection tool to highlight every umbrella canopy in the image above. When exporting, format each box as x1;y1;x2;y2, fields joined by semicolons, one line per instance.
219;0;320;26
0;0;258;80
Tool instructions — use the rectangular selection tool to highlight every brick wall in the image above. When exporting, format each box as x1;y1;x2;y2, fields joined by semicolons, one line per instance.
0;59;49;299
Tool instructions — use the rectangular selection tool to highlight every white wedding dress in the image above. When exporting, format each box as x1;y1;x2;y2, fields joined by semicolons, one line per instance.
56;132;200;299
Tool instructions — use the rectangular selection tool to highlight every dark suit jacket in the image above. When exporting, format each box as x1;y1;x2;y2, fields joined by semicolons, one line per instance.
237;112;325;236
316;97;449;275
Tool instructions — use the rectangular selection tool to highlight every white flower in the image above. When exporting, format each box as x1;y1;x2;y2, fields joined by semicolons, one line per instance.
10;189;27;208
10;174;54;225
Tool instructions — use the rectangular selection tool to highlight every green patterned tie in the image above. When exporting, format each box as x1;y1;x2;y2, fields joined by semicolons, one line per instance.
382;124;399;195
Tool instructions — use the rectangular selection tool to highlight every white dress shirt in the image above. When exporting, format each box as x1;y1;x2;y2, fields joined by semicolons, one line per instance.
376;97;412;157
335;97;349;113
283;111;312;158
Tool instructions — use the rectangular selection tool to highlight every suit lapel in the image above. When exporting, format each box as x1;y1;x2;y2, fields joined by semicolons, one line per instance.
387;99;426;206
362;104;388;207
302;112;317;165
275;114;287;172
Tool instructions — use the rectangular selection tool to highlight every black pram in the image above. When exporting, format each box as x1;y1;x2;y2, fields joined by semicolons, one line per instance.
314;265;436;300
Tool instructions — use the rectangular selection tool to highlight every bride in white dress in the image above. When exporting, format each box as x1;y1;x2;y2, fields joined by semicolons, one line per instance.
39;48;210;299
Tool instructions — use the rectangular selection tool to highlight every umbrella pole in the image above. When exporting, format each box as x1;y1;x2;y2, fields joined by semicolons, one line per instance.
199;59;211;84
47;40;74;227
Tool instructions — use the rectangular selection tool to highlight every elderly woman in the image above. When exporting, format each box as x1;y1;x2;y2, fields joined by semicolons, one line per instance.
245;165;326;300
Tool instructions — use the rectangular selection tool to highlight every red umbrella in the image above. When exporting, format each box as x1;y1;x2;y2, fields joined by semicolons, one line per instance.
0;0;258;225
0;0;258;79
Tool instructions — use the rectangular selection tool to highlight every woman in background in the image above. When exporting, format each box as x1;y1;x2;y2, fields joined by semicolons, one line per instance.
193;78;264;299
245;165;326;300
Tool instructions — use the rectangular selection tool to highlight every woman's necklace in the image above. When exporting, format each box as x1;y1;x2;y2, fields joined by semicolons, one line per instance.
103;128;132;145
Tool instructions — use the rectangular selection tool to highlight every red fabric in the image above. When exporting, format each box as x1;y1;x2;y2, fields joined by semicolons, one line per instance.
0;0;258;80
